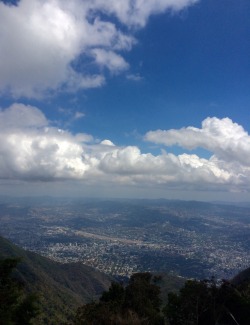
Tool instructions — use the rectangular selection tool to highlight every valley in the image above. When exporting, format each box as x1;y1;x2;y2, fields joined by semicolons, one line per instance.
1;198;249;280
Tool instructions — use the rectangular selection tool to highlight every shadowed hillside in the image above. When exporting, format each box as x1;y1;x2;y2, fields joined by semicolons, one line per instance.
0;236;112;324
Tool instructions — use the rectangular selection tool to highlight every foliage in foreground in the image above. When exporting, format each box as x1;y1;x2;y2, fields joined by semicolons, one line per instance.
1;255;250;325
0;258;40;325
73;272;250;325
165;277;250;325
74;272;164;325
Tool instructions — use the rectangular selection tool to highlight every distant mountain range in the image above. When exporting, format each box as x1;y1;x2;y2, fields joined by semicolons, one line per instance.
1;194;250;208
0;235;112;324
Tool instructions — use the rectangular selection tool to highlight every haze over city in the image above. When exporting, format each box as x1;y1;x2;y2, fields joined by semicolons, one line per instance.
0;0;249;201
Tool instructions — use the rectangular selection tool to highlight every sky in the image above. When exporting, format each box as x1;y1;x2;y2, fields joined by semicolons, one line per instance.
0;0;250;201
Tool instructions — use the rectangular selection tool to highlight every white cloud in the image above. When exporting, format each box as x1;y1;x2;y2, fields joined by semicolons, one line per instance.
0;0;199;98
100;140;115;146
73;111;85;120
0;104;93;180
89;0;199;27
126;73;143;81
91;49;129;73
0;103;48;129
0;105;249;193
145;117;250;166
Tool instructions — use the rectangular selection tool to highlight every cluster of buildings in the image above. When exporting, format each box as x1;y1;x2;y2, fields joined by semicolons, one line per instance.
1;201;250;279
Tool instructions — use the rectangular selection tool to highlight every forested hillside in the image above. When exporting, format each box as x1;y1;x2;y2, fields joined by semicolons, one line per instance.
73;270;250;325
1;235;250;324
0;236;112;324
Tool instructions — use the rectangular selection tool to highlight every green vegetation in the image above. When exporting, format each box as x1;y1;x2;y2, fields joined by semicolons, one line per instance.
0;258;40;325
1;235;250;325
73;270;250;325
0;236;112;325
74;272;164;325
164;276;250;325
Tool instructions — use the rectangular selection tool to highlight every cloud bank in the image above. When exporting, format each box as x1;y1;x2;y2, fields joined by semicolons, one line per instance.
0;0;199;98
0;104;250;193
145;117;250;167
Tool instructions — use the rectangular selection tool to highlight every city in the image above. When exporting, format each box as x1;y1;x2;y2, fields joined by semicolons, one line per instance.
1;198;249;280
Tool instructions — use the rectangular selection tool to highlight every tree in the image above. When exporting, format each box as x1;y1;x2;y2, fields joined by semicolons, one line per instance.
124;272;164;325
0;258;40;325
164;278;250;325
74;272;164;325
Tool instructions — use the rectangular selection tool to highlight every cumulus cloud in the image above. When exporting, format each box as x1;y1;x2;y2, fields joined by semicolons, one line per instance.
145;117;250;166
0;105;249;193
0;103;48;129
0;0;198;98
0;104;93;180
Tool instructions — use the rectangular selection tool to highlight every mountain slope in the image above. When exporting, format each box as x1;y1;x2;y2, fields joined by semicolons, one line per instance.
231;266;250;286
0;236;112;324
231;266;250;300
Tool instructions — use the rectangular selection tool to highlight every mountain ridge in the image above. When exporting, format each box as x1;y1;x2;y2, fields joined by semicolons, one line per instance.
0;235;112;324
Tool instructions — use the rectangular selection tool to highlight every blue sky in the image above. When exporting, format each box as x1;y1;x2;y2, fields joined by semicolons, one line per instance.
0;0;250;201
